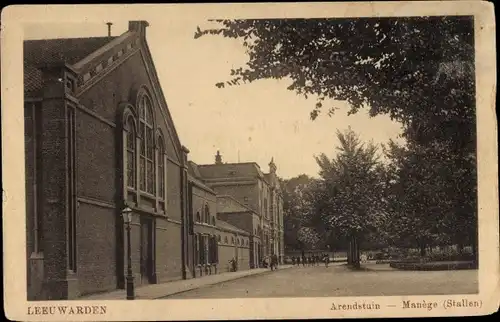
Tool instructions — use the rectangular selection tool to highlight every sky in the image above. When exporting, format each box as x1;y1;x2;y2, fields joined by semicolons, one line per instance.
24;19;403;179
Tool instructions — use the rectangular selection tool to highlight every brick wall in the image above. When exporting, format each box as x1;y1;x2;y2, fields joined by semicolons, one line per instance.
166;161;182;222
76;202;117;296
217;230;251;272
161;220;183;281
213;183;259;213
217;212;253;235
155;217;183;282
218;244;237;272
78;49;180;163
76;110;116;203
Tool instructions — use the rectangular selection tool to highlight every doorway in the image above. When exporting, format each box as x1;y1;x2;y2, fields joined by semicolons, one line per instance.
140;217;153;285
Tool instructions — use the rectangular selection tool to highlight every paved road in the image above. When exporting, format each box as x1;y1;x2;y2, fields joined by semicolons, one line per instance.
164;263;478;298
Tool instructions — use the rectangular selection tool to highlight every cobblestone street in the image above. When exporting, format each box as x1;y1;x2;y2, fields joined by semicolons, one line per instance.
164;264;478;298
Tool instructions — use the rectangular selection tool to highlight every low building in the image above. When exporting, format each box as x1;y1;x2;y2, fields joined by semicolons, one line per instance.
195;151;286;264
217;195;261;268
216;221;251;272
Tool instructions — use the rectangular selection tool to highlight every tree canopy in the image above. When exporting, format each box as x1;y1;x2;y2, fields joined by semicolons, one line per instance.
197;17;478;262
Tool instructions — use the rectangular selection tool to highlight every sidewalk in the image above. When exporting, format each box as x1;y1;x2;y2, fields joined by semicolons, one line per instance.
80;265;292;300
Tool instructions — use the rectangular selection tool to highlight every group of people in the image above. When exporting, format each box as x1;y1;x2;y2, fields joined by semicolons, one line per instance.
262;254;280;271
291;254;331;267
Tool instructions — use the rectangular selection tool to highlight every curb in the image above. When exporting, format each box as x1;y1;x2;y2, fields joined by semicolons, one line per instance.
155;266;293;299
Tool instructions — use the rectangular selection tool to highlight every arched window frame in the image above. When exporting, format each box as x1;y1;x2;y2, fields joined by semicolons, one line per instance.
125;115;137;189
196;211;201;223
204;204;210;224
211;216;216;226
138;94;156;195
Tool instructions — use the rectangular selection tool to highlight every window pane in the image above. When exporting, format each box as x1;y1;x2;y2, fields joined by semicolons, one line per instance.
146;128;153;159
158;164;164;198
140;131;145;156
127;150;135;188
145;101;153;124
140;157;146;191
127;129;134;150
147;160;154;193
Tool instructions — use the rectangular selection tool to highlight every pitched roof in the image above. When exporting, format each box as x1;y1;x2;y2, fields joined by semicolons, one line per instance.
217;195;254;214
217;220;250;235
188;161;202;178
197;162;264;180
24;37;117;95
188;174;215;194
24;37;117;66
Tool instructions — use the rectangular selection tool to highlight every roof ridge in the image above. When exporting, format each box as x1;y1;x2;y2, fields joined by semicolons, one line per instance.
25;36;116;42
217;219;249;235
72;32;132;70
217;195;254;213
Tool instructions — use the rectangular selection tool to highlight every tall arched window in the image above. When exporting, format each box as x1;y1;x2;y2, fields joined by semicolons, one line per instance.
157;134;165;199
126;116;136;189
139;95;155;194
204;204;210;224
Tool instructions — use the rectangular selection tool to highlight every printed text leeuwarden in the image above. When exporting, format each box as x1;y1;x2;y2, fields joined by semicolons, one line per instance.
27;305;107;315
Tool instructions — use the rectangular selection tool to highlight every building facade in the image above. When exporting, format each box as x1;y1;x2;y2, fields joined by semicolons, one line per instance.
24;21;264;300
25;21;194;300
216;195;262;268
195;152;286;264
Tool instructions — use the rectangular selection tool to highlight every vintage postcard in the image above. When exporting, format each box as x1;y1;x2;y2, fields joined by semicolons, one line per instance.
2;1;498;320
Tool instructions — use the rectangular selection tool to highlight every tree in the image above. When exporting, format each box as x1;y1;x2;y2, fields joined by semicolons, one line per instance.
195;17;477;262
281;174;318;251
383;139;477;259
309;127;386;267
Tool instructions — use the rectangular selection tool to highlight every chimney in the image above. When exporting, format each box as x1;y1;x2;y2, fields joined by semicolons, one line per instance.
215;151;223;165
128;20;150;36
106;22;113;37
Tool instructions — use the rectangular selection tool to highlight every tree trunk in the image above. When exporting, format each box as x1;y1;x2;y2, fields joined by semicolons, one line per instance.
347;237;352;265
352;235;360;269
419;244;426;258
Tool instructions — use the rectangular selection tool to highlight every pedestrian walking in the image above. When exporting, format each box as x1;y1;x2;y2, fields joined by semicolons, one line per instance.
324;254;330;268
291;256;296;266
297;256;301;267
270;253;278;271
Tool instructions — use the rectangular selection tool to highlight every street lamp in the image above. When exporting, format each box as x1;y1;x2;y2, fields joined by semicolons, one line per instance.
122;207;135;300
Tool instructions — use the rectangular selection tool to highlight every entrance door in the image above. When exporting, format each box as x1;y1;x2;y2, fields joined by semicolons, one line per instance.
140;218;153;285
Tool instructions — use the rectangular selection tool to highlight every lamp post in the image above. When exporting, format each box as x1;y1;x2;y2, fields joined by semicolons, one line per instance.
122;207;135;300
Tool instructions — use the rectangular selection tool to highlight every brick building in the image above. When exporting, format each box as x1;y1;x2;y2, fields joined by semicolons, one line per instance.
195;152;286;264
24;21;195;300
24;21;257;300
216;195;261;268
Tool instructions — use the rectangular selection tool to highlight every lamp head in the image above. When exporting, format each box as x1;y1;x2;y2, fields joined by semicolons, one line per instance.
122;207;133;223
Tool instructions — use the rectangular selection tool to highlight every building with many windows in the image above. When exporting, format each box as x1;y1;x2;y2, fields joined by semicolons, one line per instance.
194;152;286;264
24;21;194;300
24;21;265;300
